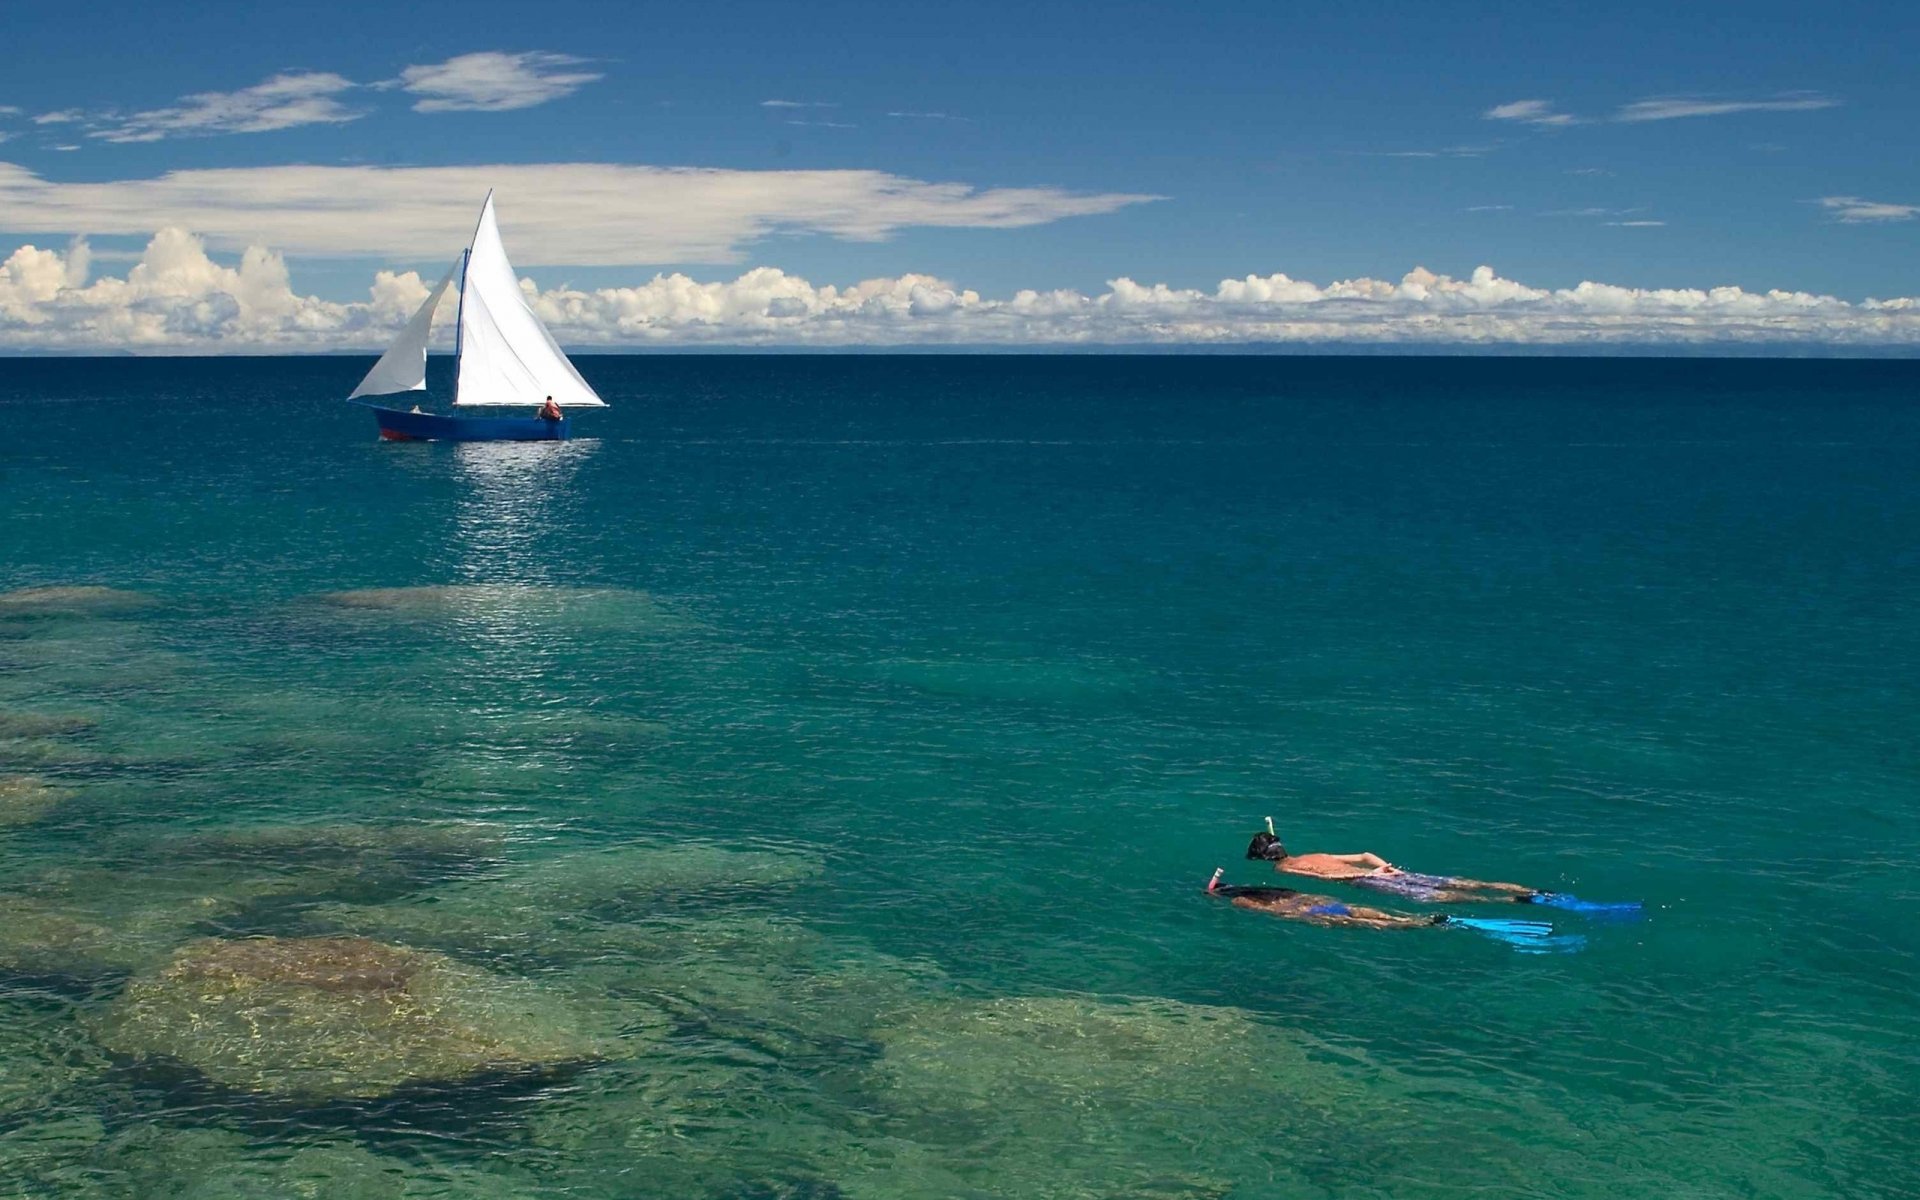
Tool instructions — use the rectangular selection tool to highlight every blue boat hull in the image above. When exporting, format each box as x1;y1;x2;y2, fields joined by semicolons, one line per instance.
368;406;568;442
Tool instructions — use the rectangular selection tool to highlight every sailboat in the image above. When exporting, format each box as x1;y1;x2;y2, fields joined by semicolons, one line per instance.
349;191;605;441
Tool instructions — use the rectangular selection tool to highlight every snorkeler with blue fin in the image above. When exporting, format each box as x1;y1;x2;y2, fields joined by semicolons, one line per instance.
1205;868;1559;946
1245;819;1642;918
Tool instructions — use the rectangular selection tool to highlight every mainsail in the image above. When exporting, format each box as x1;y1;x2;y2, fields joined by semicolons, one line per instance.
452;194;605;408
347;192;605;408
347;257;460;399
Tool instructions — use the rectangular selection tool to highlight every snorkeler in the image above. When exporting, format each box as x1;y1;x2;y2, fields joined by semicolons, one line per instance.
1245;827;1533;903
1204;868;1554;940
1244;820;1641;916
1205;868;1436;927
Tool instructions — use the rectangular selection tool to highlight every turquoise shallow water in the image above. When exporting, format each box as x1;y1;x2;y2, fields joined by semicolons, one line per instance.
1;355;1917;1198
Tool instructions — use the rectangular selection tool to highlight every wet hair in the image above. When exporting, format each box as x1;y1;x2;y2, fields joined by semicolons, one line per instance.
1215;884;1300;902
1245;832;1288;861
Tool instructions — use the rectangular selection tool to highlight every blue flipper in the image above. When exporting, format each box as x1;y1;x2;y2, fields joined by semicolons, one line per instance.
1442;916;1555;939
1523;893;1644;919
1442;915;1584;951
1508;933;1589;955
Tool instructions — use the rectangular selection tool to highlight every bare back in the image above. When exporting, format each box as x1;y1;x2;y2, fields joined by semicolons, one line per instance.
1275;851;1386;881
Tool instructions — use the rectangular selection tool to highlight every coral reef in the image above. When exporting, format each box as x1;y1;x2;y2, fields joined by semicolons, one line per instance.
0;586;155;615
0;774;75;827
92;936;617;1098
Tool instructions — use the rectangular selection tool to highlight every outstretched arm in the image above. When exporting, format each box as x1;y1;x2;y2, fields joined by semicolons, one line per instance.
1334;852;1394;870
1343;905;1433;929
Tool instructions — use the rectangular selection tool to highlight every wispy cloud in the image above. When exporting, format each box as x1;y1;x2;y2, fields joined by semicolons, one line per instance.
5;238;1915;351
1543;206;1648;218
785;120;857;129
1483;99;1575;127
1566;167;1614;177
886;111;969;121
1606;220;1666;227
1369;144;1495;159
1614;93;1838;122
1487;92;1839;129
761;99;837;109
33;110;84;125
397;51;601;112
1819;196;1917;223
88;72;363;143
0;161;1162;265
0;106;20;118
1465;205;1514;212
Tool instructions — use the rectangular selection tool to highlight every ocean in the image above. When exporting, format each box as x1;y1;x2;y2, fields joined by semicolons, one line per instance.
1;355;1916;1198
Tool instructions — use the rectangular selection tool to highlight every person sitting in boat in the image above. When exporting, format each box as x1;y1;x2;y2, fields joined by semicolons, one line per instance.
537;395;563;421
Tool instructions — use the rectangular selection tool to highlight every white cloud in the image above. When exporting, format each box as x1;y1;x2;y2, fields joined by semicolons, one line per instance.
3;232;1915;352
0;161;1161;265
1606;220;1667;227
761;100;836;109
89;72;362;143
33;110;84;125
1544;207;1647;218
1819;196;1917;223
1484;100;1575;127
1487;93;1838;129
1371;144;1495;159
0;106;20;118
786;120;857;129
1614;93;1838;122
398;51;601;113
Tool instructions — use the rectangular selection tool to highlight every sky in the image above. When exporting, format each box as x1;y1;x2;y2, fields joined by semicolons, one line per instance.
1;0;1915;350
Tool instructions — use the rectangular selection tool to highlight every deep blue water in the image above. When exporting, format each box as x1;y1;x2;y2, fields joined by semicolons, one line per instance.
1;356;1917;1198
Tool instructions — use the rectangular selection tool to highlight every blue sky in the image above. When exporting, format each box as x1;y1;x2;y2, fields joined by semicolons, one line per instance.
1;0;1915;349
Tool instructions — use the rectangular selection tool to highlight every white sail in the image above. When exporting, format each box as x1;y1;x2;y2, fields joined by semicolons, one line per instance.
452;194;605;408
347;257;461;399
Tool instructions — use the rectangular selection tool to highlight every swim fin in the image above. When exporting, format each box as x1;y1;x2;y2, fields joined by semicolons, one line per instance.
1440;916;1555;939
1521;892;1644;919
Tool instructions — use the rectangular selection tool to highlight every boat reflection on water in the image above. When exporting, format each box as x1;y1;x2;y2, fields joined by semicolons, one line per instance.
439;440;605;761
450;438;600;583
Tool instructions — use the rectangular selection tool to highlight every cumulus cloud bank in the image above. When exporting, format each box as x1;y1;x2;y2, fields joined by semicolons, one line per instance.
0;161;1160;265
4;229;1915;352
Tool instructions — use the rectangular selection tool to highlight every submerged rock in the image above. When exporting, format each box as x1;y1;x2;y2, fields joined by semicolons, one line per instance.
0;896;130;977
845;993;1368;1199
0;774;75;827
92;935;612;1098
505;841;824;909
0;586;155;616
156;821;506;897
306;842;828;978
0;711;99;739
0;737;113;772
0;999;113;1121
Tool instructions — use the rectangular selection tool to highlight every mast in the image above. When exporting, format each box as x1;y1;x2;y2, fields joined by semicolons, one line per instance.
450;248;470;406
451;189;492;408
